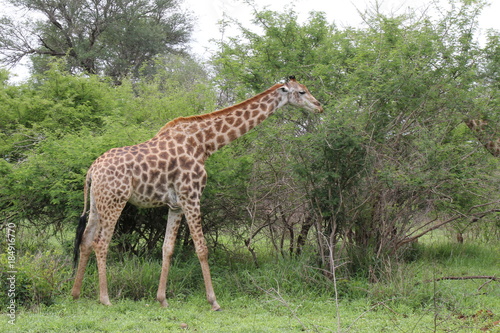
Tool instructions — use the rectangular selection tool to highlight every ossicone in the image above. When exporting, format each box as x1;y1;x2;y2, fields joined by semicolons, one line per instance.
288;75;296;81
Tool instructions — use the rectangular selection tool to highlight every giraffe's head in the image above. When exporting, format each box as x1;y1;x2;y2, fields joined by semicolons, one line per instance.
279;76;324;113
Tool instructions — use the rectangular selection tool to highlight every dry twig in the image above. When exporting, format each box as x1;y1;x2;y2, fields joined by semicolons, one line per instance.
424;275;499;283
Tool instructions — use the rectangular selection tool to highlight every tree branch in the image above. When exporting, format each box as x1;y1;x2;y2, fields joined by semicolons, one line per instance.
424;276;499;283
395;202;500;250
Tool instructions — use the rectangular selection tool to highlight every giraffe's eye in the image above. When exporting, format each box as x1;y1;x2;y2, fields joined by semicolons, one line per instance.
299;91;306;95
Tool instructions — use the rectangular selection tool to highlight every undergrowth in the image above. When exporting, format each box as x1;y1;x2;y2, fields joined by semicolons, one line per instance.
1;229;499;332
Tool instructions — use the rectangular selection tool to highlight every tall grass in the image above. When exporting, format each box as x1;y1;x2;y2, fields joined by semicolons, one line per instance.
1;225;498;332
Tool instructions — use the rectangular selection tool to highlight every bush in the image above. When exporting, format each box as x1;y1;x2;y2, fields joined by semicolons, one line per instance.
0;250;72;308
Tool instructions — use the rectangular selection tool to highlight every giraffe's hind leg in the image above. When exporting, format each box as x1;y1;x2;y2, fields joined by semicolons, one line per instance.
92;202;126;306
183;203;220;311
72;193;99;300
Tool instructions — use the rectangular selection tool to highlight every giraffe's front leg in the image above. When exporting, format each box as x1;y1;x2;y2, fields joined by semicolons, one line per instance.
184;205;221;311
157;209;183;307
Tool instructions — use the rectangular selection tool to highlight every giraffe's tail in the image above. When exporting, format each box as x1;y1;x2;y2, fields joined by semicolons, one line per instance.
73;170;91;270
73;215;87;270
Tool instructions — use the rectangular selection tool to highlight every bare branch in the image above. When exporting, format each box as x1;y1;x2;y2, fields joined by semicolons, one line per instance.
395;203;500;250
424;276;499;283
0;17;38;65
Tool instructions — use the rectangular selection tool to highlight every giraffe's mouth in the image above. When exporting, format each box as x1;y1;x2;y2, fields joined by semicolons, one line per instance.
307;102;323;113
305;98;324;113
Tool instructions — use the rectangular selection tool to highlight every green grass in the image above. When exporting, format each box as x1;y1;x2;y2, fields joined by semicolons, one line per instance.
1;233;499;332
3;290;499;332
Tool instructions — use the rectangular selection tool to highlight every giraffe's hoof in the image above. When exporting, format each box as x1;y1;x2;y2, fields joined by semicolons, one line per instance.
157;295;169;307
100;298;112;306
211;302;222;311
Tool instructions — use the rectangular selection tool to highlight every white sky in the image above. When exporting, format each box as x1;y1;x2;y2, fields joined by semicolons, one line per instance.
183;0;500;57
3;0;500;81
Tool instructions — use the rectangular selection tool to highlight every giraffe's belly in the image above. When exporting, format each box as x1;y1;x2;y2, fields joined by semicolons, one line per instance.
128;185;180;210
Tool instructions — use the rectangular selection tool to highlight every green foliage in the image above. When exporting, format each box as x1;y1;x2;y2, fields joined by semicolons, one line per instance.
483;31;500;89
213;9;331;102
0;62;118;161
0;250;71;308
293;119;367;220
202;145;254;234
211;1;500;275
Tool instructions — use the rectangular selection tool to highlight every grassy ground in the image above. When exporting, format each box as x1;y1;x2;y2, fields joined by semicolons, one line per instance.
3;288;499;332
1;232;499;332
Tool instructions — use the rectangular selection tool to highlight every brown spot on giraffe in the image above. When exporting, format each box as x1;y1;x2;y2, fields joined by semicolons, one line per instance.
71;77;323;311
225;129;235;141
205;129;216;141
213;120;223;132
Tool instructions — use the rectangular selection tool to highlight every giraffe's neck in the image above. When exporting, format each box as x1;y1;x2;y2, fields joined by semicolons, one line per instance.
155;84;286;160
465;119;500;157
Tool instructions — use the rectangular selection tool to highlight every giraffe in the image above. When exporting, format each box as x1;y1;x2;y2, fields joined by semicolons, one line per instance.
465;119;500;157
71;76;323;310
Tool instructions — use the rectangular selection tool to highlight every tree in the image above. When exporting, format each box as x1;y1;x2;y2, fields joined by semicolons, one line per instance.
0;0;193;81
212;8;341;263
212;2;500;277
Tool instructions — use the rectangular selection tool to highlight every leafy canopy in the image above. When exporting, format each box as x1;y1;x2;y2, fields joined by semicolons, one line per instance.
0;0;193;81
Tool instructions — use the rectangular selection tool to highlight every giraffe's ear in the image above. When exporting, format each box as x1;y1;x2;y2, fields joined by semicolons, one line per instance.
280;85;290;93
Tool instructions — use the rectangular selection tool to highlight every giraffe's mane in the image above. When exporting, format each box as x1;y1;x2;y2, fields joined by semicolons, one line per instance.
157;83;284;133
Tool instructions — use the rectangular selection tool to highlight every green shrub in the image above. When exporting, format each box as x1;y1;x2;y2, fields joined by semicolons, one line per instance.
0;251;72;308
